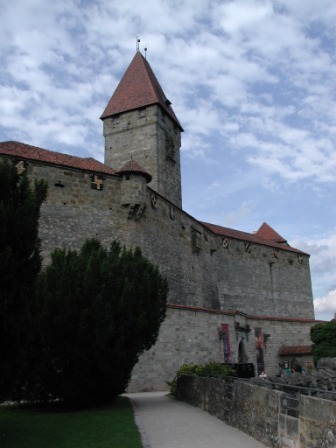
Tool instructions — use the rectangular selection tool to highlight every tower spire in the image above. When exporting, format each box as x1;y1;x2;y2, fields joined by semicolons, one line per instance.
100;51;183;130
136;38;140;52
101;52;183;208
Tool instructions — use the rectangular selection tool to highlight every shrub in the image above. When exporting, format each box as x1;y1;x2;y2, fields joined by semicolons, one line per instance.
311;322;336;364
168;362;236;396
0;159;47;401
27;239;168;408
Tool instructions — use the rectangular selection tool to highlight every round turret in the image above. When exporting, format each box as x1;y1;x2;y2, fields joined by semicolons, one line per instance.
117;159;152;183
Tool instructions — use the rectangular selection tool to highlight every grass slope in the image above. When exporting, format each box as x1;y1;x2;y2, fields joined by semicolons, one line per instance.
0;397;142;448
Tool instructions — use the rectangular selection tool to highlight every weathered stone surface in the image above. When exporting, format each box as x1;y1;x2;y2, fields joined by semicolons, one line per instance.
177;375;336;448
317;358;336;371
129;306;315;391
104;105;182;208
300;395;336;447
247;367;336;403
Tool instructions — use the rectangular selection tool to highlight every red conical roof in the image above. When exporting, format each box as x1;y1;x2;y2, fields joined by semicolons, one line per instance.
100;51;183;131
255;222;287;244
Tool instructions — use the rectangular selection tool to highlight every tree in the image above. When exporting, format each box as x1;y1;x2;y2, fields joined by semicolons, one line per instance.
0;159;47;400
311;321;336;364
29;239;168;408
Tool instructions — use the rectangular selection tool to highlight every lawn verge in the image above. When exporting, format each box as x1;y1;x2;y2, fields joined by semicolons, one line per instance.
0;396;142;448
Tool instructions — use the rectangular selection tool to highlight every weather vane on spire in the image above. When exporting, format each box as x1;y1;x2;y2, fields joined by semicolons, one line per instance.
136;38;148;58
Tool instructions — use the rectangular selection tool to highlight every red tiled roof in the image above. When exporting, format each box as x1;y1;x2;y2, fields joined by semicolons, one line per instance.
278;345;312;356
256;222;287;243
117;159;152;183
201;221;307;255
100;51;183;131
0;141;117;176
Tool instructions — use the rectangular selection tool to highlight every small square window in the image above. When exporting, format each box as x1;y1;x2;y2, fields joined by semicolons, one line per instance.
139;107;146;117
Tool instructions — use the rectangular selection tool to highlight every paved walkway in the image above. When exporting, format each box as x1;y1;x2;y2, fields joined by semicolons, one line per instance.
127;392;268;448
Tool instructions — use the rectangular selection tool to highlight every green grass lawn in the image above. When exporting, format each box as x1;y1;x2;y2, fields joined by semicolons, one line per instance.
0;397;142;448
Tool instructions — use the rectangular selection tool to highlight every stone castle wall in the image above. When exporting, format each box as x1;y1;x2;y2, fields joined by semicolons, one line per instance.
29;158;314;319
129;304;315;391
7;157;316;391
217;237;313;317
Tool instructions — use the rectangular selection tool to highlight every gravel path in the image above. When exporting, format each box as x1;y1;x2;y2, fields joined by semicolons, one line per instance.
126;392;268;448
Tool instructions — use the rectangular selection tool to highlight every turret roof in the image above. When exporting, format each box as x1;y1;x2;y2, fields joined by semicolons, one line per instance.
117;159;152;183
100;51;183;131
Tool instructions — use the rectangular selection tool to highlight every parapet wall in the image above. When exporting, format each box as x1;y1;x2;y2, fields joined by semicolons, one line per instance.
176;375;336;448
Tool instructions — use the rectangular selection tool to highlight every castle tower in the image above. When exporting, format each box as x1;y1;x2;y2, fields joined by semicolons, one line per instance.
100;51;183;208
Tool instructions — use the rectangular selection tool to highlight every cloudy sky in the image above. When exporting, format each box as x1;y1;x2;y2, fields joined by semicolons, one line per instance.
1;0;335;320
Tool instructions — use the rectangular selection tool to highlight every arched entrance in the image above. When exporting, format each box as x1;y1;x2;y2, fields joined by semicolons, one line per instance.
238;337;249;363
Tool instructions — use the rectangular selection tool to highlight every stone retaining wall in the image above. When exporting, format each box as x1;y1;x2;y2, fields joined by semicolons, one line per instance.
176;375;336;448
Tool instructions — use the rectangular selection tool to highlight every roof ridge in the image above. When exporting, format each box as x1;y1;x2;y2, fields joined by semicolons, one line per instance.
140;53;158;102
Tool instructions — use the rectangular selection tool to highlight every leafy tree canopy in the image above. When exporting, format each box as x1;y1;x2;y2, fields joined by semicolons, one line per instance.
0;159;47;400
29;239;168;408
311;321;336;364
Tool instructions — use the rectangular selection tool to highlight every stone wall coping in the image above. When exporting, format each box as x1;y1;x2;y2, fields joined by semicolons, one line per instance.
167;303;324;323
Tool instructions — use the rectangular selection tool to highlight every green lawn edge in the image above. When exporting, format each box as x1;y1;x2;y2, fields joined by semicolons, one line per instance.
0;396;142;448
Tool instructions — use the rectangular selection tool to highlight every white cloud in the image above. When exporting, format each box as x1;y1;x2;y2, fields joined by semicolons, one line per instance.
314;291;336;321
1;0;335;187
294;231;336;275
291;229;336;322
222;201;256;228
216;1;273;34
